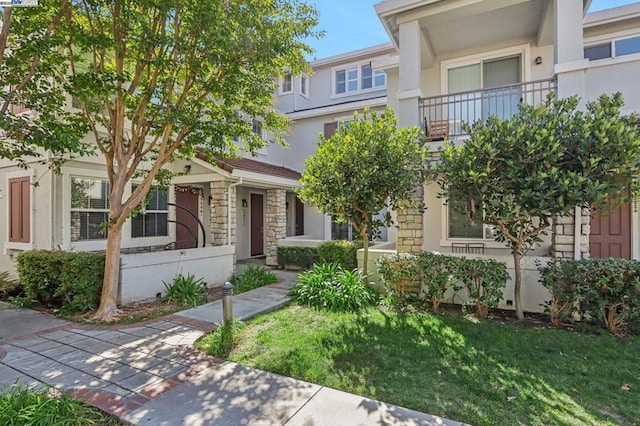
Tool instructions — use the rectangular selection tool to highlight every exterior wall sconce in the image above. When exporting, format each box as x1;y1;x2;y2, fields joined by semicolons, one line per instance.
184;164;191;173
286;201;290;210
242;198;248;208
535;56;542;65
208;195;213;205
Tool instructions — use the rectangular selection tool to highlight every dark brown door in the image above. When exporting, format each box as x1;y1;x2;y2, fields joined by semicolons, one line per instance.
590;197;631;259
176;189;199;249
251;193;264;256
295;197;304;236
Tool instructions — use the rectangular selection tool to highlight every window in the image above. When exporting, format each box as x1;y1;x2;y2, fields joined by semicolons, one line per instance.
252;120;264;139
280;73;293;94
70;177;109;241
131;186;168;238
447;189;498;240
8;176;30;243
300;74;309;97
585;34;640;61
334;62;387;96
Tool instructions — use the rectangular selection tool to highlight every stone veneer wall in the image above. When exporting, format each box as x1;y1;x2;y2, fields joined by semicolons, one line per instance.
550;208;590;259
266;188;286;266
396;185;424;253
210;181;236;247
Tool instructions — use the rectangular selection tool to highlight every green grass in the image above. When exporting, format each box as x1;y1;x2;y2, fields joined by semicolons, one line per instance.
0;383;119;425
197;305;640;425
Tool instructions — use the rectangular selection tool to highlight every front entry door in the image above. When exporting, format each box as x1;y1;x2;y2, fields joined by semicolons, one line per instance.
590;197;631;259
176;188;199;249
250;193;264;256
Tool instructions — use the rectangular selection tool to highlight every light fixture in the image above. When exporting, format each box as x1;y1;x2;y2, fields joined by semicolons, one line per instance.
286;201;290;210
535;56;542;65
242;199;248;208
184;164;191;173
208;195;213;205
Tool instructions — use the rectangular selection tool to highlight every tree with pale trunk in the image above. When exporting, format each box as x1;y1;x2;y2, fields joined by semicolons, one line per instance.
1;1;88;168
297;107;427;276
436;93;640;320
59;0;319;321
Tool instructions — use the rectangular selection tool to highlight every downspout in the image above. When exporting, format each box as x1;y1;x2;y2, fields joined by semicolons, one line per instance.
48;151;55;250
574;206;581;260
227;178;243;246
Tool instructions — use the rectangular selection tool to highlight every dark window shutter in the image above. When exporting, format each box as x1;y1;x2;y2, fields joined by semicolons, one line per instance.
323;122;338;138
9;177;30;243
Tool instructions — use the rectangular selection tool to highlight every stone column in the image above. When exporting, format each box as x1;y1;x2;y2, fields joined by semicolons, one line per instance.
266;188;286;266
210;181;236;246
396;185;424;253
550;208;589;259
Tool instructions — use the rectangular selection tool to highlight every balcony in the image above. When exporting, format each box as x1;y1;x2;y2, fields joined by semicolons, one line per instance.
419;78;557;141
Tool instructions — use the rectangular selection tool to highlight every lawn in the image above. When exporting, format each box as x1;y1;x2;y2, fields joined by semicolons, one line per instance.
198;305;640;425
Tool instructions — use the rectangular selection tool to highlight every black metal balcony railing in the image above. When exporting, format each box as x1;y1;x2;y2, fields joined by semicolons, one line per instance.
419;77;557;140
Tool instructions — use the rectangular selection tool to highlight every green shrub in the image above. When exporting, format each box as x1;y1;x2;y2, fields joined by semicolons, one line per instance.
417;252;457;311
15;250;104;313
276;246;318;270
230;265;278;294
540;258;640;335
377;252;420;294
0;382;117;425
317;240;362;270
0;271;22;300
290;263;378;312
453;257;509;318
163;272;208;307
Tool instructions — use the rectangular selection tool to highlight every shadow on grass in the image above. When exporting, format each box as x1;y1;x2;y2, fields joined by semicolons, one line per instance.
316;311;637;425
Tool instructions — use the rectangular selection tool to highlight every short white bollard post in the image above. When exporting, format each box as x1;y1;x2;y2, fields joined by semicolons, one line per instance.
222;281;233;326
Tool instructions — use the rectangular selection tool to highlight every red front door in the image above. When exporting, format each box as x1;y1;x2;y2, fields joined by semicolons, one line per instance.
250;193;264;256
590;197;631;259
176;189;199;249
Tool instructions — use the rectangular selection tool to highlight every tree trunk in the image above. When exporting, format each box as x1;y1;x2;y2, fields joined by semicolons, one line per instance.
512;250;524;320
94;220;123;321
362;235;369;277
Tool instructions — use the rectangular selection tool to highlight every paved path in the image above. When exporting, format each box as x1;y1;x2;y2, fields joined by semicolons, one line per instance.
0;271;462;426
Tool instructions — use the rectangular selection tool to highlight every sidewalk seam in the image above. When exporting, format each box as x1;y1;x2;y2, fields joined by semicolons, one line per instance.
282;385;324;425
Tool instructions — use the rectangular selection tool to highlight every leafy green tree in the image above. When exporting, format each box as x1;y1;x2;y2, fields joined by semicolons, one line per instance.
0;1;88;169
436;93;640;319
298;107;427;276
63;0;320;320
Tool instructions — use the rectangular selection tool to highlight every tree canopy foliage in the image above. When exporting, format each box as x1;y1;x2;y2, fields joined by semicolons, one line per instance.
436;93;640;319
0;1;88;169
298;107;427;275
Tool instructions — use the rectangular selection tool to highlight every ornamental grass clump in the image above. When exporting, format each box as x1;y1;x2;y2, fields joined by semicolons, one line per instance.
289;263;378;312
230;265;278;294
163;273;208;307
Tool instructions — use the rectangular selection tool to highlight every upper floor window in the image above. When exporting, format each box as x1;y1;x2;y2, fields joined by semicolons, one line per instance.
300;74;309;98
333;63;386;96
280;73;293;94
585;34;640;61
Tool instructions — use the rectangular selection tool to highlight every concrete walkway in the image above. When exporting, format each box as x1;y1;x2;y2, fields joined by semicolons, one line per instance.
0;271;462;426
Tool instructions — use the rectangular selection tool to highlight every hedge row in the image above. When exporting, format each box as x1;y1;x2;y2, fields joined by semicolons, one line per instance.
15;250;105;314
377;252;509;318
277;240;363;271
539;258;640;335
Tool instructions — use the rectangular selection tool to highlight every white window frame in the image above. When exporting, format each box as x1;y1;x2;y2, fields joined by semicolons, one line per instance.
70;176;110;243
251;119;268;156
440;196;505;248
4;169;35;251
279;73;293;95
331;60;388;99
299;73;309;98
584;29;640;67
440;44;531;95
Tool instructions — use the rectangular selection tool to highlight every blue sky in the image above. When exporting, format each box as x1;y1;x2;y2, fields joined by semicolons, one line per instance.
305;0;638;60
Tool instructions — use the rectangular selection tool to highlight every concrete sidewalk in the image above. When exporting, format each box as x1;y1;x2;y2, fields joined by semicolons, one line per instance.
0;271;463;426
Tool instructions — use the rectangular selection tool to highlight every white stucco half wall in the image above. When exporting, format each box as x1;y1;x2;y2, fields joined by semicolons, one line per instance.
120;245;235;304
